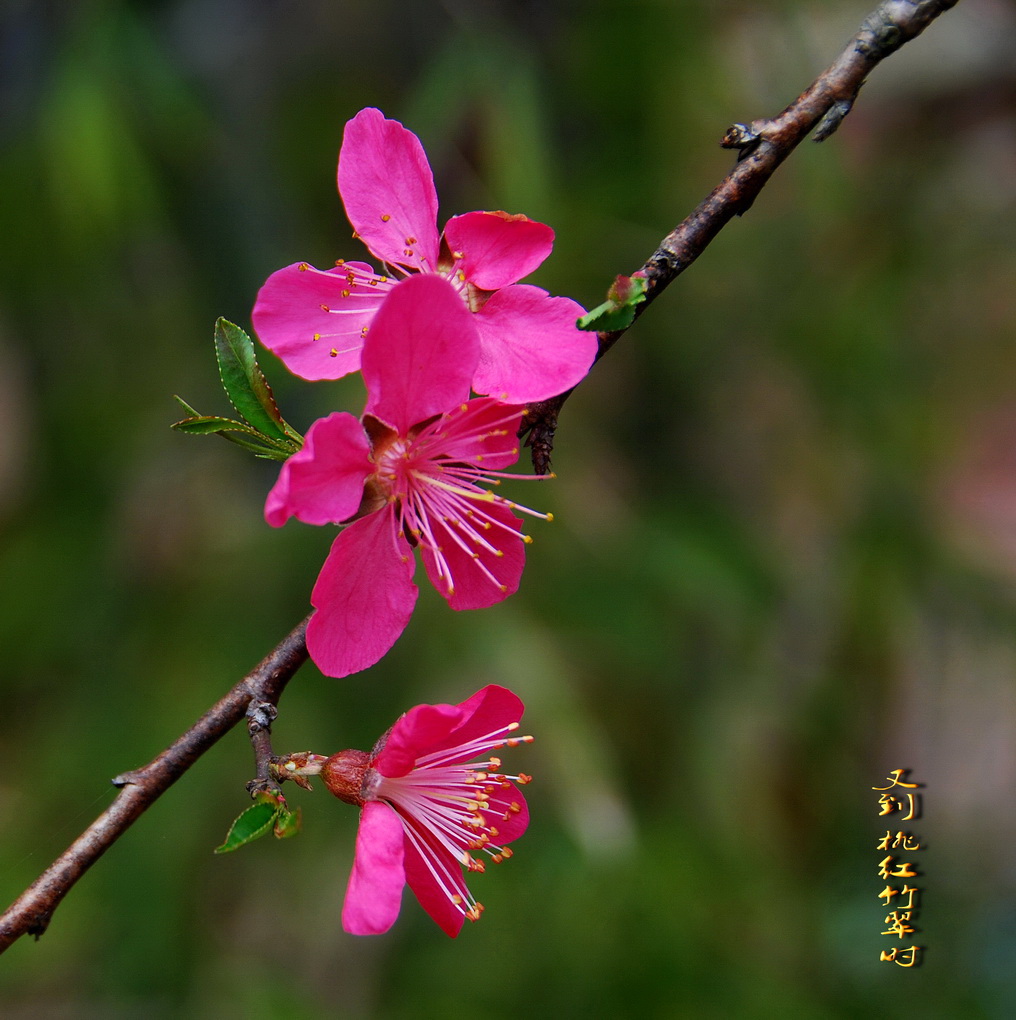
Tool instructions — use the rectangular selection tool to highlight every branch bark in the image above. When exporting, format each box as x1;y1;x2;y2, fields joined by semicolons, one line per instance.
0;616;310;954
0;0;961;956
522;0;961;473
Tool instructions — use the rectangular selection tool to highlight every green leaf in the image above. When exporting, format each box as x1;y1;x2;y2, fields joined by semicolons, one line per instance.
218;434;295;461
214;801;279;854
273;806;302;840
171;414;267;438
173;394;202;418
577;273;649;332
171;414;296;460
214;317;289;442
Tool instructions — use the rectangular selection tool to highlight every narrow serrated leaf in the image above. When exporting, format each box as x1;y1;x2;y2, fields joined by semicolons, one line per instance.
219;434;293;460
173;394;202;417
171;415;266;437
214;318;289;442
214;802;279;854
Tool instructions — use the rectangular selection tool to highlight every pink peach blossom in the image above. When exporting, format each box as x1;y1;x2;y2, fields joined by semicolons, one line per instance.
266;273;547;678
321;684;532;936
253;107;595;403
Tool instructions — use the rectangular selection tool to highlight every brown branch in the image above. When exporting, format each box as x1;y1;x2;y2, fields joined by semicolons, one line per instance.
522;0;961;473
0;615;311;954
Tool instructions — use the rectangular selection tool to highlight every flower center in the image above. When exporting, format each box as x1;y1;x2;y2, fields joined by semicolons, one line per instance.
370;404;552;598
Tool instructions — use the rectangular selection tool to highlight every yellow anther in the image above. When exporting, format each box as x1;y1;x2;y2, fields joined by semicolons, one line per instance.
330;349;339;357
501;846;514;859
381;214;391;222
335;258;345;265
546;513;554;522
313;333;321;341
320;304;330;312
341;289;350;298
298;262;309;271
522;535;533;545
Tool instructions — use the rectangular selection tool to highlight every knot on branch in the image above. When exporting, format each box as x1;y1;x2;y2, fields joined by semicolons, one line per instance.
857;8;904;58
246;700;277;735
812;97;858;142
721;122;764;161
519;401;559;476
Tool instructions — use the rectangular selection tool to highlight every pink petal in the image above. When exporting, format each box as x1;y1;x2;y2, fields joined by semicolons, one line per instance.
361;274;478;434
251;261;381;381
420;499;525;611
341;801;406;935
307;508;418;678
481;783;530;845
434;397;525;472
376;702;467;778
338;108;441;274
471;284;597;403
444;684;525;757
265;412;371;527
443;211;554;290
401;827;469;938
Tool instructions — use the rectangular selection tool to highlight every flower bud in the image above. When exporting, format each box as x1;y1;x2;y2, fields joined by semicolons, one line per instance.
321;750;371;806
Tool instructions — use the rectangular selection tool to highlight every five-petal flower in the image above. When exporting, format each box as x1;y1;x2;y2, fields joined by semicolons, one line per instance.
320;684;532;937
252;107;596;403
266;273;545;678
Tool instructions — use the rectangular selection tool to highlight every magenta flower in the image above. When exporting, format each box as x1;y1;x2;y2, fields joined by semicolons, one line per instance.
266;273;547;678
252;106;596;403
320;684;532;936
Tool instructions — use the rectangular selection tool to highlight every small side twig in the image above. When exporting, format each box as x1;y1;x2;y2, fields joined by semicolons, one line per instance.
246;700;281;797
0;615;311;954
522;0;960;473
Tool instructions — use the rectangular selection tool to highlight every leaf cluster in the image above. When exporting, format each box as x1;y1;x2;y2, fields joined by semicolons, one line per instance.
173;318;303;461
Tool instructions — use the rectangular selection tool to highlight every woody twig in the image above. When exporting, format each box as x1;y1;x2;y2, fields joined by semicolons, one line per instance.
521;0;960;473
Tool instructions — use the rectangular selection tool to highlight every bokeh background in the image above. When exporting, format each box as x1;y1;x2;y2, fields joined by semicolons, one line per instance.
2;0;1015;1015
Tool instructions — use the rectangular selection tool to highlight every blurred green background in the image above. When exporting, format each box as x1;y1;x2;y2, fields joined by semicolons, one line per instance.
2;0;1014;1015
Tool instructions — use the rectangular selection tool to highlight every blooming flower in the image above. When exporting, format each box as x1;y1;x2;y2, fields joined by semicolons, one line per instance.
252;106;596;403
266;272;548;678
318;684;532;936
